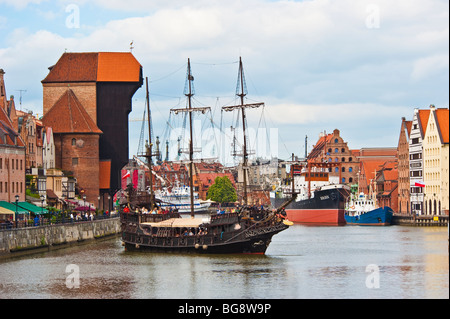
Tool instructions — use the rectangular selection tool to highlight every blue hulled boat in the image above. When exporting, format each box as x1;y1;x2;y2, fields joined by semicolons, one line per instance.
345;192;393;226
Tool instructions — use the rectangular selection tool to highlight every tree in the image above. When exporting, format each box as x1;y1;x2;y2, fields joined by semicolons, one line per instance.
207;176;237;204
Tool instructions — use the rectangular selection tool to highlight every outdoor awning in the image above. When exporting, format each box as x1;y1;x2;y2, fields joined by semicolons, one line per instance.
0;206;15;221
0;201;29;214
16;201;49;214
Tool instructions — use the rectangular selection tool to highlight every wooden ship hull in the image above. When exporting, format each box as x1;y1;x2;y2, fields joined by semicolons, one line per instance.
120;211;289;254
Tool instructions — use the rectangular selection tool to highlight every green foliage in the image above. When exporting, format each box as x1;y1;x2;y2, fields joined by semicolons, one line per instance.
207;176;237;204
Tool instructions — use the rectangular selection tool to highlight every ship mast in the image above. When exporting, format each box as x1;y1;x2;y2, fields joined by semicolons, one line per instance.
171;59;210;218
222;57;264;206
145;77;156;210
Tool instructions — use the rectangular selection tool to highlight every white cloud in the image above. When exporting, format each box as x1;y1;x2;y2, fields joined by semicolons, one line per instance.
0;0;46;9
0;0;448;156
411;54;449;81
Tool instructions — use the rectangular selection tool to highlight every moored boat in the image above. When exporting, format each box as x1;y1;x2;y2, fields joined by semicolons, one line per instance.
154;186;211;213
345;192;393;226
120;58;293;254
271;163;351;226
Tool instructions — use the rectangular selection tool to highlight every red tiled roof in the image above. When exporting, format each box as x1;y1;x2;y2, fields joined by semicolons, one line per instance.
42;52;142;83
418;109;430;137
360;160;384;185
405;120;412;137
42;89;102;134
0;106;25;147
97;52;142;82
307;133;332;160
435;108;449;144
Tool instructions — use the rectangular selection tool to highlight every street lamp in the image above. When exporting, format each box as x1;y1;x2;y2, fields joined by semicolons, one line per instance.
40;195;45;215
15;194;19;222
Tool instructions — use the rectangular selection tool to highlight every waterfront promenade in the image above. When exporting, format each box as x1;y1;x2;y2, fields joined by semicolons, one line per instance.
0;216;121;258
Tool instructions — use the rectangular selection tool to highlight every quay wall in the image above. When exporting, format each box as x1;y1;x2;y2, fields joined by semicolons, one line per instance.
0;217;121;258
392;214;448;227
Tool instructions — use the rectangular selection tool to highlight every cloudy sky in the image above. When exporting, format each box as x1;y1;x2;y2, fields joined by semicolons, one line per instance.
0;0;448;165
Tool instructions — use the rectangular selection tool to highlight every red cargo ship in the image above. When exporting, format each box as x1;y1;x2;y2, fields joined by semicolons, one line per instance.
270;163;351;226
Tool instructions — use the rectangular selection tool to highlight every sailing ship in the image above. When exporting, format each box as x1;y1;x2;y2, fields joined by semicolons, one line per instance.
120;58;293;254
270;162;351;225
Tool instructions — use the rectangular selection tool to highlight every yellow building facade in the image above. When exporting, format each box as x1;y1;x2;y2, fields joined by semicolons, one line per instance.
423;105;449;215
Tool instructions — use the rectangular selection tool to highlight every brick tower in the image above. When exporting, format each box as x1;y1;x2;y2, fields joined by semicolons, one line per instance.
42;52;143;207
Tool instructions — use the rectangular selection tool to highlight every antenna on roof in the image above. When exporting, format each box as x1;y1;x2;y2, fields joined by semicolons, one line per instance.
130;40;134;52
15;89;27;110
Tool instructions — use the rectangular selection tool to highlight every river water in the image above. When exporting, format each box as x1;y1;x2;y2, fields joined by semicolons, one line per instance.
0;225;448;299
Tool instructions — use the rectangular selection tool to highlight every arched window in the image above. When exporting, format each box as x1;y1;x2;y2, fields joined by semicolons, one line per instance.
341;157;346;162
72;138;76;146
335;167;339;173
349;167;353;172
334;138;338;143
334;148;338;153
342;167;346;172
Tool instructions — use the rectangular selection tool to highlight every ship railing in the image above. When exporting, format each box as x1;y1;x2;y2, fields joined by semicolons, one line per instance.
210;213;240;225
120;212;180;224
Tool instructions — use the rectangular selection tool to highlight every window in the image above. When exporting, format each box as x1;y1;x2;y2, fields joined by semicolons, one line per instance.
342;167;346;172
411;137;419;144
72;138;76;146
334;148;339;153
334;139;338;143
335;167;339;173
72;158;78;165
349;167;353;172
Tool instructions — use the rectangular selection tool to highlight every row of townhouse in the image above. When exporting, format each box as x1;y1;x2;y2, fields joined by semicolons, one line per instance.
398;105;449;216
1;68;75;209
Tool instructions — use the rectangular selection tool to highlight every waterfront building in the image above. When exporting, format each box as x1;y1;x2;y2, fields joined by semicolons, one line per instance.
307;129;359;185
354;148;397;205
41;52;143;207
397;117;412;214
42;126;55;170
0;69;26;203
409;108;430;215
233;158;286;205
374;160;398;213
11;110;44;170
422;105;449;215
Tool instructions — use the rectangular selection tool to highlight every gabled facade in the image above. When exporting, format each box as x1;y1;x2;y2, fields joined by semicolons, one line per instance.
397;117;412;214
0;69;26;202
42;126;55;170
423;105;449;215
409;108;430;215
13;110;44;170
307;129;359;184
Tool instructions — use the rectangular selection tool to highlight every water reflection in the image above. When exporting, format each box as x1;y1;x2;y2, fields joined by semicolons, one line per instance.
0;226;448;299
